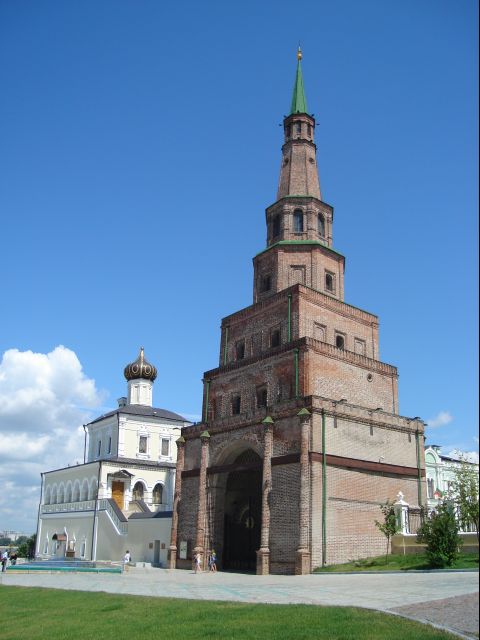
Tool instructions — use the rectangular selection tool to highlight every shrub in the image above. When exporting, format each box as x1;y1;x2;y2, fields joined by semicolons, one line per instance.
417;502;462;568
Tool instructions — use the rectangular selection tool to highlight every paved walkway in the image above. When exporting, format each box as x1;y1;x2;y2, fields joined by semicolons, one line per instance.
2;568;478;637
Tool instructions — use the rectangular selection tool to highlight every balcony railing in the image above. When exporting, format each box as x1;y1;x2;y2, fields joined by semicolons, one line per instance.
41;501;95;514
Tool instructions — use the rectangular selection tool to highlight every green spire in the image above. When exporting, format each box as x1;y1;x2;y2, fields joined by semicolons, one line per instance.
290;47;308;115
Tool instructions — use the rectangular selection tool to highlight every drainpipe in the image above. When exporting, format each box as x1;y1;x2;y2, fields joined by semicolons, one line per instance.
294;349;299;398
203;379;211;423
322;409;327;566
415;430;423;507
83;425;87;464
90;462;102;562
223;327;229;366
287;293;293;342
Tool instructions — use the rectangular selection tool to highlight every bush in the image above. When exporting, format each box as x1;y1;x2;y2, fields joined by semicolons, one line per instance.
417;502;462;568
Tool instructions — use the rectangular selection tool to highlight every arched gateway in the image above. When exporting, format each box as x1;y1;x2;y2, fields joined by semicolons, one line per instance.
217;449;262;572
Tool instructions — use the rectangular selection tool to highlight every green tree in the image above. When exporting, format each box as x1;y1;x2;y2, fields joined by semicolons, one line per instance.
448;460;479;541
417;502;462;568
374;500;399;564
17;534;36;559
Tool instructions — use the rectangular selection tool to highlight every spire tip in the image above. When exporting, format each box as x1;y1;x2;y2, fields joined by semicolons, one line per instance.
297;46;302;61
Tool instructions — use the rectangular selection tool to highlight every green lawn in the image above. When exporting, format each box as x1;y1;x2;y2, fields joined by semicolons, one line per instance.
314;552;479;573
0;585;457;639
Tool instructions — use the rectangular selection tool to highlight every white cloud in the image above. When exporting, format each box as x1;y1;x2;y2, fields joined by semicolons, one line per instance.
426;411;453;428
447;449;479;464
0;346;105;533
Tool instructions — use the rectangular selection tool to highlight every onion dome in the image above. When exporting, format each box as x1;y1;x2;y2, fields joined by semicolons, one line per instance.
124;347;157;382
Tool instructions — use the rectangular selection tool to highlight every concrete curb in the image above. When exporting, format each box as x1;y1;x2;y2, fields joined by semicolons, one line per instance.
313;569;479;576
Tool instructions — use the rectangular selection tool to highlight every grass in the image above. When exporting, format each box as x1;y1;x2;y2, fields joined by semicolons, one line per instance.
0;585;457;639
314;552;479;573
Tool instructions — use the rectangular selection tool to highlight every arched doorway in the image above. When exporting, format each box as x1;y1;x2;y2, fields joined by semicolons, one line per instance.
222;449;262;572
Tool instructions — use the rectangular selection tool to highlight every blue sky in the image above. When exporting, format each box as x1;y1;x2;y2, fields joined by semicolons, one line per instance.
0;0;478;532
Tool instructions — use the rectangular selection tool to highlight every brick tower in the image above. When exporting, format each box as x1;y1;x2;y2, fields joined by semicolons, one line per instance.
171;50;426;575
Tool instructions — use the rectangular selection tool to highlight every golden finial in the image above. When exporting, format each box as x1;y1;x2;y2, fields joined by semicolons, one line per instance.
297;46;302;61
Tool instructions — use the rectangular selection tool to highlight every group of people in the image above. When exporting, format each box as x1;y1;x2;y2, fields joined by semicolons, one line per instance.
193;550;217;574
1;550;17;572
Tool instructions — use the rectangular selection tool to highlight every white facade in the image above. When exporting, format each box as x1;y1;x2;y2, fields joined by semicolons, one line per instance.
36;353;191;565
425;445;479;513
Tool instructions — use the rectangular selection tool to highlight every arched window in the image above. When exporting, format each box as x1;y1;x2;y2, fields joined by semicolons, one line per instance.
58;485;64;504
293;209;304;233
81;480;89;501
44;487;51;505
132;482;144;501
335;334;345;350
89;479;98;500
285;124;291;139
51;486;57;504
318;213;325;238
65;484;72;503
152;483;163;505
325;273;334;292
72;483;80;502
272;214;281;238
295;121;301;136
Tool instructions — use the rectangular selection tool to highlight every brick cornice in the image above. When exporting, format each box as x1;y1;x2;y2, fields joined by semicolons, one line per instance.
181;451;423;479
204;336;397;380
310;452;425;478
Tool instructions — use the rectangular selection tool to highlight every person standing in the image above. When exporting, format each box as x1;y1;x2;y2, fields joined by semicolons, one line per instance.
123;550;131;572
193;552;201;574
1;550;8;572
210;550;217;572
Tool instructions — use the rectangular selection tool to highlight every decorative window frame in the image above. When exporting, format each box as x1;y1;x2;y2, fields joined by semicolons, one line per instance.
137;430;151;460
159;436;171;460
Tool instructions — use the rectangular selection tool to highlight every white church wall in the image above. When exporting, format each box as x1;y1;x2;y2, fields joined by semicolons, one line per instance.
37;513;95;560
127;517;172;567
95;511;127;562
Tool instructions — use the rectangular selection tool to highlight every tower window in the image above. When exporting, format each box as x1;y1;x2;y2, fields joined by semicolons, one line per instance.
308;124;312;138
335;334;345;350
256;386;268;408
293;209;304;233
295;121;301;136
231;395;241;415
260;274;271;292
235;340;245;360
270;328;281;348
318;213;326;238
272;214;281;237
325;272;335;292
285;124;291;139
97;440;102;457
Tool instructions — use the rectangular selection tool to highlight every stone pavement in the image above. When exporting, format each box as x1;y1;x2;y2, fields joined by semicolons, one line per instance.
1;568;478;637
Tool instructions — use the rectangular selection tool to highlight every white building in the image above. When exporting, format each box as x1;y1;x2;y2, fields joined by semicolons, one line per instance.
425;445;479;516
36;348;191;566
